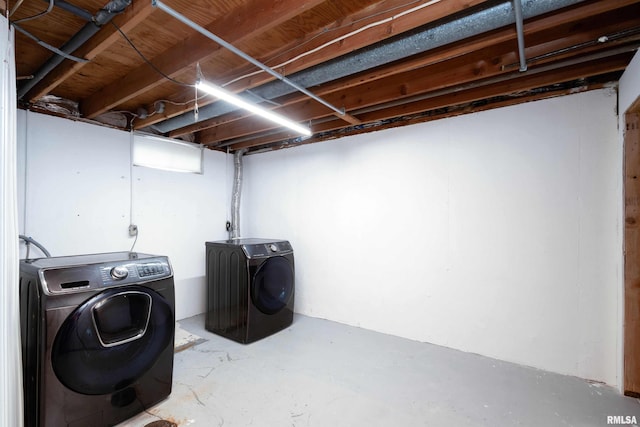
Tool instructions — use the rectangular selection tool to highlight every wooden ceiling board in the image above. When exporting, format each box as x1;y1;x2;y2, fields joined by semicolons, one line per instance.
272;0;377;36
162;0;248;27
117;13;195;54
53;55;145;100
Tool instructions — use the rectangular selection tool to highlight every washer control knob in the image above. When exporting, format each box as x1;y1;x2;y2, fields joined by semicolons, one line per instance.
269;244;278;252
110;266;129;280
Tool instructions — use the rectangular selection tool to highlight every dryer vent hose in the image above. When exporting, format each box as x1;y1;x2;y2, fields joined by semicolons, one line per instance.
230;149;247;240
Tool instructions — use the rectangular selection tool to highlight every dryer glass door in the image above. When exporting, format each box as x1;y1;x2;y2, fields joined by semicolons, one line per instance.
251;256;294;315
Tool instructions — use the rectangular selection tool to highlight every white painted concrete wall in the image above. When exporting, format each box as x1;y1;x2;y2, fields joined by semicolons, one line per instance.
243;89;622;386
16;111;229;320
16;86;625;386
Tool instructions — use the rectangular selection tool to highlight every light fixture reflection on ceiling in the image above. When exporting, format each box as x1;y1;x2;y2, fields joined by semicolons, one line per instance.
195;79;312;137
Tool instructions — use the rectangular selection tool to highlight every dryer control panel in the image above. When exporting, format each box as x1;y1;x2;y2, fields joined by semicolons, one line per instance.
242;241;293;258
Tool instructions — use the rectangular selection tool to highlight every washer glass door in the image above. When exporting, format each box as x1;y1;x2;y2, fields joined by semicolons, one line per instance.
251;256;294;315
51;285;173;395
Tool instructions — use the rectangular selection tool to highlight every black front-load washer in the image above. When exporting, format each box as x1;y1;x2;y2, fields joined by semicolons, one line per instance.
205;239;294;343
19;252;175;427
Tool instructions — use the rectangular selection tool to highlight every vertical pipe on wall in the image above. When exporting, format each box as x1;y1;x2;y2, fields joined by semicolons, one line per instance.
230;149;247;239
513;0;528;72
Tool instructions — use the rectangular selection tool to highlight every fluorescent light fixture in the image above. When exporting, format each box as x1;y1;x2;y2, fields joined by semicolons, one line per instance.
196;79;312;137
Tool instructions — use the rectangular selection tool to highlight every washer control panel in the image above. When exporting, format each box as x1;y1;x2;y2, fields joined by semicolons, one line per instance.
100;260;171;286
38;254;173;294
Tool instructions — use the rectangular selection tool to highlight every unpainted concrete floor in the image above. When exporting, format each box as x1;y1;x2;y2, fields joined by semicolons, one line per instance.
119;314;640;427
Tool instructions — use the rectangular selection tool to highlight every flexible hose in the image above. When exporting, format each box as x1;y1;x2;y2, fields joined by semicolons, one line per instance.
19;235;51;258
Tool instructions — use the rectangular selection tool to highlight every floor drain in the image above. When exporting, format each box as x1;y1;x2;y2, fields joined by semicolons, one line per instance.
144;421;177;427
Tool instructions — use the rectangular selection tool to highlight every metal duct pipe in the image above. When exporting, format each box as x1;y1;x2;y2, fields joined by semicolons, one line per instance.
513;0;528;71
46;0;93;21
17;0;132;100
230;149;247;240
153;0;584;133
